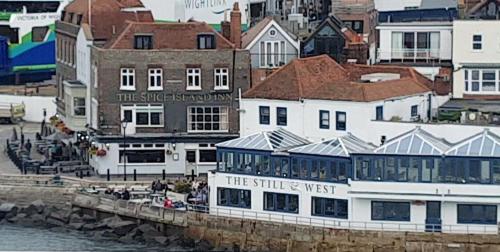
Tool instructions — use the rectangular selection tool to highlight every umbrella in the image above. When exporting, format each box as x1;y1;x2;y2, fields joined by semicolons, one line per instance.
44;132;71;141
11;127;18;141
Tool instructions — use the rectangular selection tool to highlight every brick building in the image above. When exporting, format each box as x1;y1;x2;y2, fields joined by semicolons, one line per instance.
87;4;251;176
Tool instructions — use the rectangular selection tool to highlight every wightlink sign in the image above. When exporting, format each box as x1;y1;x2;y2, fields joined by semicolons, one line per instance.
225;175;336;195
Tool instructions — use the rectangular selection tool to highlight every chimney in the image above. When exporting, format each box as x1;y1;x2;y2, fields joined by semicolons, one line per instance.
221;21;231;41
230;3;241;48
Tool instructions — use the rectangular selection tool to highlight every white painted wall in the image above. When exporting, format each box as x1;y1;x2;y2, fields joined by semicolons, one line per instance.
240;94;437;143
374;0;421;11
452;20;500;98
377;24;453;62
90;142;216;176
0;94;56;122
209;172;500;234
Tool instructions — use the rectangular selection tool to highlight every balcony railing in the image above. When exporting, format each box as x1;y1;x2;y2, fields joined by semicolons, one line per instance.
377;48;441;63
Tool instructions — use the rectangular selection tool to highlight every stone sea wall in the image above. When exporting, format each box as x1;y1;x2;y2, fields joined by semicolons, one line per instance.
2;179;500;251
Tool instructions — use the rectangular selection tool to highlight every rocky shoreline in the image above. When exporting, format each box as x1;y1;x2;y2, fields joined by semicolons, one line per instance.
0;201;218;251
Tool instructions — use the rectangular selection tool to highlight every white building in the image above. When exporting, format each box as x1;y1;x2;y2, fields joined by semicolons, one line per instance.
240;55;448;143
374;0;457;11
209;127;500;234
376;8;456;80
452;20;500;99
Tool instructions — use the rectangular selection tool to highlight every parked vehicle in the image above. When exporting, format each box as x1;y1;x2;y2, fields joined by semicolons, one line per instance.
0;102;24;123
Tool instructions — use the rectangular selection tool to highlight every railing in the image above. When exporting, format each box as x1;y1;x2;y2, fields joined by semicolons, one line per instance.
79;193;499;235
377;49;441;63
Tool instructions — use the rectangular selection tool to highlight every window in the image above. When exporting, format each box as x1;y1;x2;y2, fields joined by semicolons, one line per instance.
198;34;216;49
219;152;234;172
371;201;410;221
319;110;330;129
76;14;83;25
375;106;383;121
148;68;163;90
134;35;153;49
259;106;270;125
344;20;364;34
311;197;348;219
123;109;133;123
135;104;164;127
411;105;418;117
217;188;251;208
264;192;298;213
473;35;482;50
187;106;228;132
32;26;49;42
259;41;286;68
186;68;201;90
73;97;85;116
120;68;135;90
214;68;229;90
199;150;216;163
0;26;18;44
464;69;500;93
336;112;346;131
276;107;287;126
458;204;497;225
186;151;196;163
119;149;165;163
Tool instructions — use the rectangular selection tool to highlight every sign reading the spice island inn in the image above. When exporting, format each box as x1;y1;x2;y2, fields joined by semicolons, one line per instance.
116;92;233;103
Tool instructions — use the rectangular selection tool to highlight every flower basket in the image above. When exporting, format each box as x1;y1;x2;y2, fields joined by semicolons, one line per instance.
96;149;107;157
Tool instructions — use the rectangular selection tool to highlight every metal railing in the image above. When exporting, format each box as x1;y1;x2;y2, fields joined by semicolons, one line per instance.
81;193;499;235
377;49;442;63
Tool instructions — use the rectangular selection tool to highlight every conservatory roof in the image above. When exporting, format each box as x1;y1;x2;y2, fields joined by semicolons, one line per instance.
216;128;310;152
374;127;451;156
289;134;375;157
446;129;500;157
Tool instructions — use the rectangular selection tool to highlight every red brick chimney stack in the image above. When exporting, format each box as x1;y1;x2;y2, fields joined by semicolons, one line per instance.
230;2;241;49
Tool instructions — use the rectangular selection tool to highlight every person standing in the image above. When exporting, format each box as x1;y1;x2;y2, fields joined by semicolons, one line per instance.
24;139;32;155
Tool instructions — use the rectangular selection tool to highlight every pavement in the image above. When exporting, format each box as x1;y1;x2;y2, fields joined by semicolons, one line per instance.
0;122;41;175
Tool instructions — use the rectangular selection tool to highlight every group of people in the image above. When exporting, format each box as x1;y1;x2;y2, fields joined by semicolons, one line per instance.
104;187;131;200
151;179;166;194
187;181;208;205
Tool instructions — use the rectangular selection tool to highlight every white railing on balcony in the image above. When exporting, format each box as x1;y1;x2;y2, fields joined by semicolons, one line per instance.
377;48;441;63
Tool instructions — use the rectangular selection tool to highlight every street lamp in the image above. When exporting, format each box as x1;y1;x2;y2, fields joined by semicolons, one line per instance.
19;121;24;146
121;120;128;181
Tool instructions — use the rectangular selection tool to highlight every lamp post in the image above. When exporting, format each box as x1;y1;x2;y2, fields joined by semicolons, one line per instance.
121;120;128;181
19;121;24;146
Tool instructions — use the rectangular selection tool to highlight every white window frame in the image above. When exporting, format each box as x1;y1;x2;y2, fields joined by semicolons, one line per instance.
472;34;483;52
72;97;86;117
187;106;229;133
134;104;164;128
214;68;229;90
186;68;201;90
148;68;163;91
120;68;135;91
259;40;286;68
93;64;98;88
464;69;500;94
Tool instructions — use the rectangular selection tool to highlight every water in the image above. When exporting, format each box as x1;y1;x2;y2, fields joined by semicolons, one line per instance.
0;224;162;251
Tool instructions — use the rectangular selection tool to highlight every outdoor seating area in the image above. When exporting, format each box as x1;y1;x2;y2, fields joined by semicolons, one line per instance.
5;120;93;177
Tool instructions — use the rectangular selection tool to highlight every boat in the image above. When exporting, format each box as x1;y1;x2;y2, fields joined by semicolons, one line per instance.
0;0;71;84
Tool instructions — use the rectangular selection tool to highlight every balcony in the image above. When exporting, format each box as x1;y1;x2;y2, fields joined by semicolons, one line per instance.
377;48;446;64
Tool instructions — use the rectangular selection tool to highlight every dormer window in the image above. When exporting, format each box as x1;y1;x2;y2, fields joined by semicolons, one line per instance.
198;34;215;49
76;14;83;25
68;13;74;23
61;11;66;21
134;35;153;50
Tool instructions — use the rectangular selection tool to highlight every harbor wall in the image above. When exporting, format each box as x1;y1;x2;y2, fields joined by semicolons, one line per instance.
0;94;56;122
2;178;500;251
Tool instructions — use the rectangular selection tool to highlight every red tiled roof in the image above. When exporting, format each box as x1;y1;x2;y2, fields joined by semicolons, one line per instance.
105;21;234;49
63;0;153;40
243;55;432;102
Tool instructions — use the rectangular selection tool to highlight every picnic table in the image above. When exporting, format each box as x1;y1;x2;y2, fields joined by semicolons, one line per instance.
39;165;57;175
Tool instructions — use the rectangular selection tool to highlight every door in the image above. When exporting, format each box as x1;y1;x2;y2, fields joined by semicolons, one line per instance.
425;201;441;232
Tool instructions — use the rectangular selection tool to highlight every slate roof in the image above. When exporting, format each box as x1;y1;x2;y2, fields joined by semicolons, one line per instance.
216;128;310;152
243;55;432;102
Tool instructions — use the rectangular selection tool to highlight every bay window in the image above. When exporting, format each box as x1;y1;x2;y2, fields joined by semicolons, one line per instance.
464;69;500;93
